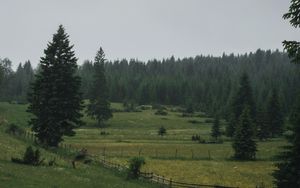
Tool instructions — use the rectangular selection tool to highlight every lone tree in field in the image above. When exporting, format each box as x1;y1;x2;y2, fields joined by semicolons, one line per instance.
226;72;256;137
28;25;83;147
232;106;257;160
266;89;284;137
86;47;112;127
273;1;300;187
158;126;166;136
211;115;221;140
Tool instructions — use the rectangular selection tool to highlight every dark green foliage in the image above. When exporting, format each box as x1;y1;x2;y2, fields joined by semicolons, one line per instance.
74;148;88;161
154;109;168;116
11;146;42;166
123;101;139;112
232;107;257;160
211;115;221;140
256;106;269;140
86;47;112;126
76;50;300;117
226;73;256;137
158;126;166;136
283;0;300;64
5;123;24;136
27;25;83;147
127;157;145;179
273;94;300;187
266;89;284;137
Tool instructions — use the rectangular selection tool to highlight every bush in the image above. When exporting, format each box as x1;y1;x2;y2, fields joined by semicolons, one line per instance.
155;109;168;116
158;126;167;136
127;157;145;179
74;148;88;161
204;119;214;123
188;120;202;124
11;146;42;166
5;123;24;136
100;131;109;135
181;113;194;117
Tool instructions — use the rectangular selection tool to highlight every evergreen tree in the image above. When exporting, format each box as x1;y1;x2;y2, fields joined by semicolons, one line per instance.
27;25;83;147
282;0;300;64
273;94;300;187
86;47;112;126
158;126;166;136
273;3;300;186
226;72;256;137
256;106;269;140
266;89;284;137
232;106;257;160
211;115;221;140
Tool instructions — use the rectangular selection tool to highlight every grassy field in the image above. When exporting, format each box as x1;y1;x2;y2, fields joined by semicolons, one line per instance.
0;103;157;188
0;102;285;188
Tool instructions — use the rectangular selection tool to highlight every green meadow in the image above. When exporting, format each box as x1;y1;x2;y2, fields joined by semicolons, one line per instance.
0;102;286;188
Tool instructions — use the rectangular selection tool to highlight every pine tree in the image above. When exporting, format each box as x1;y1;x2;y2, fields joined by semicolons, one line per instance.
27;25;83;147
266;89;284;137
86;47;112;127
211;115;221;140
273;94;300;187
226;72;256;137
232;106;257;160
282;0;300;64
256;106;269;140
273;3;300;186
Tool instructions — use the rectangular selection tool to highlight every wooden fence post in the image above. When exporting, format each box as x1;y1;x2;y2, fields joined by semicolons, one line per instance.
169;178;172;188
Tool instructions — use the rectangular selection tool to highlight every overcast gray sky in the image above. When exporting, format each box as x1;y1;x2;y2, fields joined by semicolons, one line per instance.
0;0;298;69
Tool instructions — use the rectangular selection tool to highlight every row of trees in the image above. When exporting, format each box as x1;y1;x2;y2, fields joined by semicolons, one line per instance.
2;48;299;118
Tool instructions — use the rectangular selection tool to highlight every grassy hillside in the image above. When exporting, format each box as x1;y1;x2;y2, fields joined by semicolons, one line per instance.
0;103;157;188
0;102;285;188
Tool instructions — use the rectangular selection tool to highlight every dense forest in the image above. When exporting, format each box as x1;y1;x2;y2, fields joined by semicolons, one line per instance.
1;49;299;117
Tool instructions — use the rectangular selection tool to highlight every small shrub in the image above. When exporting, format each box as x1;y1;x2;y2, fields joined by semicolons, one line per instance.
155;109;168;116
74;148;88;161
127;157;145;179
158;126;167;136
204;119;214;123
100;131;109;135
181;113;194;117
188;120;202;124
11;146;42;166
5;123;24;136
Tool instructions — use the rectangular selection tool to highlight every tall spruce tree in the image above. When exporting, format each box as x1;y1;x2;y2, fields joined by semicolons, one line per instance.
86;47;112;126
27;25;83;147
273;2;300;186
266;89;284;137
226;72;256;137
273;94;300;187
232;106;257;160
256;106;269;140
211;115;221;140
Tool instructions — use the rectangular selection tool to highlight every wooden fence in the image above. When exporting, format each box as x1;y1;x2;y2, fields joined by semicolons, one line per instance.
18;131;238;188
98;157;238;188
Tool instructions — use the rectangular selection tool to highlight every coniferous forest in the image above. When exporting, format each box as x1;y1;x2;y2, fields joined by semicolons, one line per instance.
1;49;299;117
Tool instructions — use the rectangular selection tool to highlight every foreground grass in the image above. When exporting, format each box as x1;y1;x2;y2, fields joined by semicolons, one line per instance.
0;126;156;188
